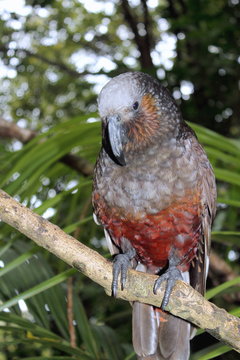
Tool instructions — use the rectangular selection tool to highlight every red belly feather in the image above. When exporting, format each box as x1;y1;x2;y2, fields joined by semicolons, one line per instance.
94;193;202;270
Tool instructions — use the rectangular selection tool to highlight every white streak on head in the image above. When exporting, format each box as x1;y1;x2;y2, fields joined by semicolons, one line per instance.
98;72;141;118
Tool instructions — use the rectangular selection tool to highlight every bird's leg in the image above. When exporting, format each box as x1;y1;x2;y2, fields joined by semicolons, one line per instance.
153;255;183;310
112;247;136;297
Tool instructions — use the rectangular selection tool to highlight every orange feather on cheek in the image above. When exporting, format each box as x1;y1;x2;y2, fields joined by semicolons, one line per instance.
126;94;160;148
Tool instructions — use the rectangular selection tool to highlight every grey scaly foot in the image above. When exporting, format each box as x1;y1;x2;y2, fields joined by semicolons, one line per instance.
112;248;136;297
153;259;183;310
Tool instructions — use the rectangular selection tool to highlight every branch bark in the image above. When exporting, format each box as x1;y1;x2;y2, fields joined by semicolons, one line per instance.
0;189;239;352
0;118;94;177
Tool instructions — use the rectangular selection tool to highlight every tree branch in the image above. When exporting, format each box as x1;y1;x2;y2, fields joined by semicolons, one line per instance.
61;154;94;177
0;189;239;352
120;0;154;69
22;48;82;78
67;277;76;348
167;0;179;18
140;0;153;48
0;118;36;143
0;118;94;177
0;45;82;78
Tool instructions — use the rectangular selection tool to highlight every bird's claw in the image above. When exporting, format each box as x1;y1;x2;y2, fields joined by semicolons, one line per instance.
153;266;183;310
112;248;136;297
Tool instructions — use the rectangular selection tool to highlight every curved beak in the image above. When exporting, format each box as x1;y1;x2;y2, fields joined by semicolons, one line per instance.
104;114;126;166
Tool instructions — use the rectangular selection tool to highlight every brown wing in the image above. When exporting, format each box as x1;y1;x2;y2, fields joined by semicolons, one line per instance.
190;139;217;295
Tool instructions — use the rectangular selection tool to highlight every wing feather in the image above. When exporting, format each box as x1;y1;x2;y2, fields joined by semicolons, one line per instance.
190;139;217;295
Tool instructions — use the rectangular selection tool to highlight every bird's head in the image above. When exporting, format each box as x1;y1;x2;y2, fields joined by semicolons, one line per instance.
98;71;183;166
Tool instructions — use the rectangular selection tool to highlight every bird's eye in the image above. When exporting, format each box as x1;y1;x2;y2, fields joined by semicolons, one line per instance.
132;101;139;111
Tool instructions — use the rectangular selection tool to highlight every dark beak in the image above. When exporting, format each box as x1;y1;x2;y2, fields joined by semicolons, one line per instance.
104;114;126;166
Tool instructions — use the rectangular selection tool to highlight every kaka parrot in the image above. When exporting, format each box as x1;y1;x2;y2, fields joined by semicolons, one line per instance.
92;72;216;360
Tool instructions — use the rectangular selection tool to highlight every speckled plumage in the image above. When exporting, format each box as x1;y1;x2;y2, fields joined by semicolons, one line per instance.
93;72;216;360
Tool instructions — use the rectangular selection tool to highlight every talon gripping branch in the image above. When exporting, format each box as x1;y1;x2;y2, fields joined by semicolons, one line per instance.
92;72;216;360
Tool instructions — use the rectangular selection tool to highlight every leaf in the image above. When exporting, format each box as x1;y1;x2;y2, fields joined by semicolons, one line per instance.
206;276;240;300
211;231;240;246
214;168;240;186
0;312;61;339
189;122;240;156
63;216;92;234
0;248;38;278
0;339;92;359
217;197;240;208
34;180;92;215
20;357;77;360
0;313;92;358
124;353;137;360
92;324;127;360
191;343;231;359
204;146;240;168
73;294;100;358
20;357;78;360
0;268;77;311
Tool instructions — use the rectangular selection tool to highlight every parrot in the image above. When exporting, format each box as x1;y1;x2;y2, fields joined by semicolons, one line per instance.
92;71;216;360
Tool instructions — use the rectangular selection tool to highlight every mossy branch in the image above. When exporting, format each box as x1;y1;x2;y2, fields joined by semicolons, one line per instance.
0;189;239;352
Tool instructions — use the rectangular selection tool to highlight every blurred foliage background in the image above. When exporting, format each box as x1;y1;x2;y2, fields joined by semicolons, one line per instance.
0;0;240;359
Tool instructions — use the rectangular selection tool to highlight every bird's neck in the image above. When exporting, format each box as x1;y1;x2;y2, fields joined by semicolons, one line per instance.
123;134;183;167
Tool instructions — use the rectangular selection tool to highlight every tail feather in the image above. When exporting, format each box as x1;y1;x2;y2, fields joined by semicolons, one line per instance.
133;302;190;360
158;315;190;360
132;269;191;360
157;271;191;359
132;263;161;360
133;302;159;358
